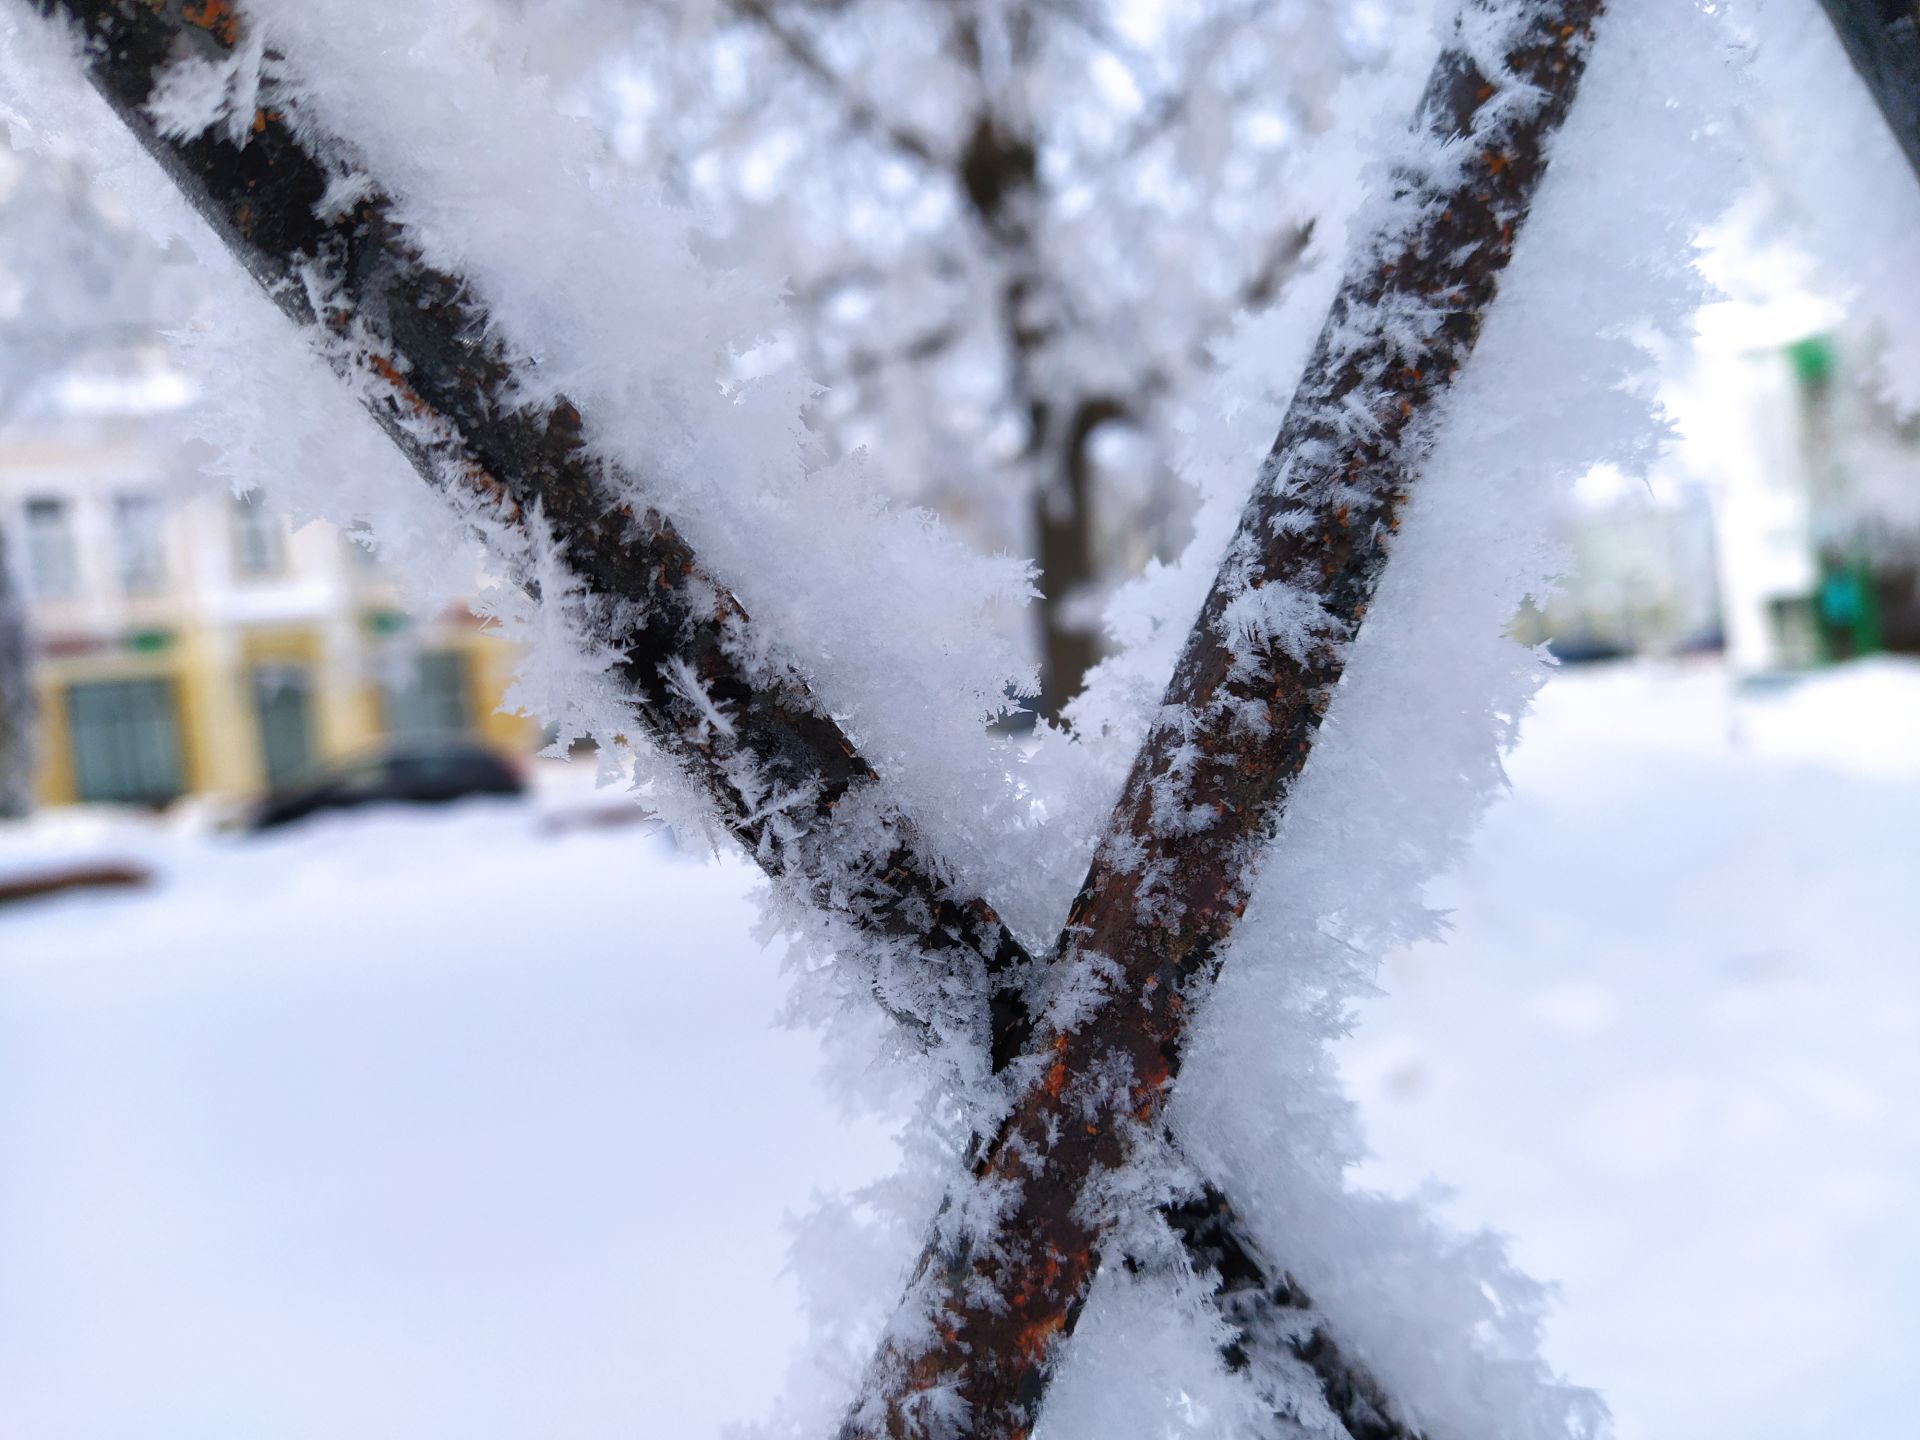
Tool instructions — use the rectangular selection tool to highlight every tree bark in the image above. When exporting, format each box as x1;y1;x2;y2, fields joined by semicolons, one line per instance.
1815;0;1920;184
29;5;1405;1434
0;520;32;819
1033;397;1124;718
959;95;1110;719
840;4;1607;1435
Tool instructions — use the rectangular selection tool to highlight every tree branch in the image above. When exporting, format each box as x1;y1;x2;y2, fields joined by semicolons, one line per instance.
840;3;1608;1434
1815;0;1920;184
725;0;948;170
26;4;1409;1434
1027;0;1156;97
1103;0;1278;170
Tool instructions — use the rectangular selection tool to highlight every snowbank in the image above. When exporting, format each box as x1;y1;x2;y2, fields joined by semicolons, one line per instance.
1342;658;1920;1440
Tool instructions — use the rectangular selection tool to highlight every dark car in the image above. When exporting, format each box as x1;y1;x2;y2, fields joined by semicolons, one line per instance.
1544;633;1629;666
247;738;526;832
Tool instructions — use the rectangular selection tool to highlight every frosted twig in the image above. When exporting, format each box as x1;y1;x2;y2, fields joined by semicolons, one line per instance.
842;3;1608;1434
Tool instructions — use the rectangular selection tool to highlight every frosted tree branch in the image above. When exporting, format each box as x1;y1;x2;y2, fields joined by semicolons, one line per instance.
1814;0;1920;184
20;2;1414;1434
840;3;1609;1434
725;0;948;168
25;0;1024;1084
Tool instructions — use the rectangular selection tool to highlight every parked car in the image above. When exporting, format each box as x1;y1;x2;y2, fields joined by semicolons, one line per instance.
1545;633;1630;665
247;738;525;832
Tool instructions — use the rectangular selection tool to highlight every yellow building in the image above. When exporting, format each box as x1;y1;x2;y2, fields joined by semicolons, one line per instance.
2;409;532;809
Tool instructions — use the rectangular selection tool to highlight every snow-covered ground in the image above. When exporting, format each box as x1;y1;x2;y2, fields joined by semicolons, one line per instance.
1341;658;1920;1440
0;658;1915;1439
0;788;903;1440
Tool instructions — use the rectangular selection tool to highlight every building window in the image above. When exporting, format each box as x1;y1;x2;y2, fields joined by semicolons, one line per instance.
113;492;168;595
65;677;185;806
231;490;287;577
251;662;316;788
380;648;473;738
24;496;78;599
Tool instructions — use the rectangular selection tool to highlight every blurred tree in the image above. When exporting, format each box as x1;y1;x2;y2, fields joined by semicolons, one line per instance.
0;147;193;817
522;0;1406;713
0;149;185;419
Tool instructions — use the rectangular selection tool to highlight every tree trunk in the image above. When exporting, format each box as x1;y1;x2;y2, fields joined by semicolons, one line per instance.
1815;0;1920;183
841;4;1607;1434
961;99;1112;719
1033;398;1124;717
0;520;32;819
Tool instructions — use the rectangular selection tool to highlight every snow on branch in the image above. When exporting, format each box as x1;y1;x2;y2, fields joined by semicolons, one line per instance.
26;0;1027;1100
18;4;1419;1434
839;3;1609;1434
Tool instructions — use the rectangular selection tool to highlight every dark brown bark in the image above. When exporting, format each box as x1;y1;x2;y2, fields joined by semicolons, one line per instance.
1033;397;1125;719
1815;0;1920;184
1026;407;1104;722
29;5;1401;1433
842;5;1607;1435
1160;1191;1415;1440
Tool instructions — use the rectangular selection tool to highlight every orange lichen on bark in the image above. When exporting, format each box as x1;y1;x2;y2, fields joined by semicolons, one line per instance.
181;0;238;46
366;352;434;421
1015;1312;1067;1363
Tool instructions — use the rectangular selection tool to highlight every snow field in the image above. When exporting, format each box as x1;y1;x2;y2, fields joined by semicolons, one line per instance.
1;659;1912;1439
1341;659;1920;1440
0;797;902;1440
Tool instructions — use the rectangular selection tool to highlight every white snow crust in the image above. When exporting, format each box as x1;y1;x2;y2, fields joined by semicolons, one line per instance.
5;0;1914;1435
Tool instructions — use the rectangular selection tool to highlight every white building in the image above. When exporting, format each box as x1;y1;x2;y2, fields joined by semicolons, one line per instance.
0;363;528;808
